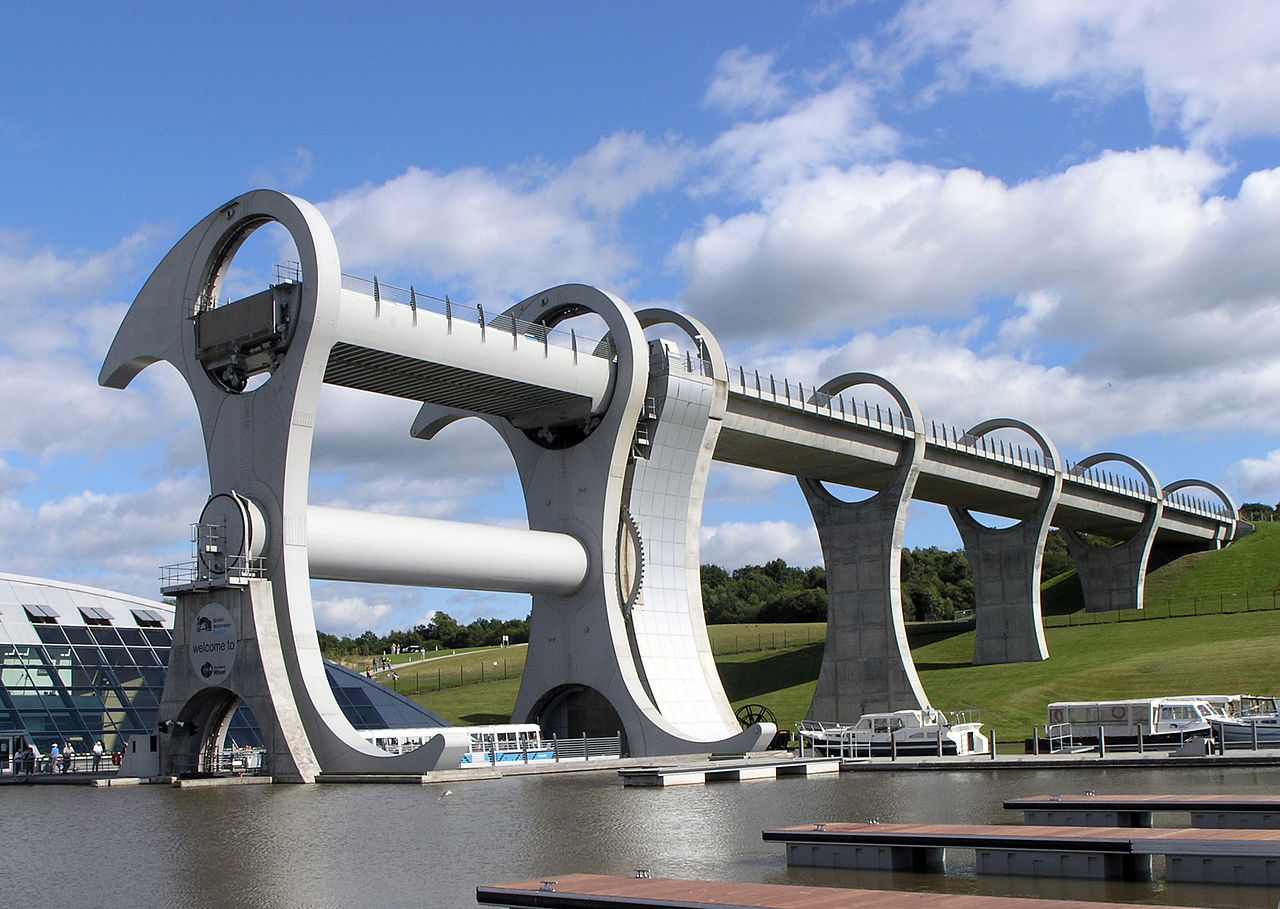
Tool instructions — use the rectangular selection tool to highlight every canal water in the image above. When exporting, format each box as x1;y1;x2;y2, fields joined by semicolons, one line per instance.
4;764;1278;908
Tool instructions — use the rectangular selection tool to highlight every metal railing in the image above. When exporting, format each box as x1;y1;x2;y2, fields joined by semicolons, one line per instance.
159;554;267;590
338;270;1230;523
342;274;617;364
547;732;625;761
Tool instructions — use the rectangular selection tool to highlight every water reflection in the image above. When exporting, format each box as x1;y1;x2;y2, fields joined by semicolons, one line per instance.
3;765;1278;909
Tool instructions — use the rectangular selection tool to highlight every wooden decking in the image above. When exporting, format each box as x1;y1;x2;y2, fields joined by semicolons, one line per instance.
1004;793;1280;828
476;873;1204;909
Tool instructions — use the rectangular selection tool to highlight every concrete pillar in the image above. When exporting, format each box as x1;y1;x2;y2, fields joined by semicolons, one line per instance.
800;373;930;723
1063;454;1162;613
948;419;1061;665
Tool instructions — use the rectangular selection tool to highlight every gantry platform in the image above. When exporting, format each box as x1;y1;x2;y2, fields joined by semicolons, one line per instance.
618;756;842;787
1004;793;1280;828
764;821;1280;884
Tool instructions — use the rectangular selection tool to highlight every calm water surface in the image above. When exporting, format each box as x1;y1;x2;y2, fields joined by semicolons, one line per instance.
4;764;1279;908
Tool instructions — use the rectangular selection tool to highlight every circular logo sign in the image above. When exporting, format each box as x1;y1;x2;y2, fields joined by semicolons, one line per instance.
189;602;237;685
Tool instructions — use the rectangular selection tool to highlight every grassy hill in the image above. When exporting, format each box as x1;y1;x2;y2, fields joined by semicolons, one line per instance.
406;524;1280;750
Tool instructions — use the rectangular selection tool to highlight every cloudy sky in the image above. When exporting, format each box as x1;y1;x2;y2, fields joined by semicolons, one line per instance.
3;1;1280;636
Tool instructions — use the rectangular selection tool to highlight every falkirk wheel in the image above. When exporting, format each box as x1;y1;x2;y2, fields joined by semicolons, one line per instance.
100;190;773;781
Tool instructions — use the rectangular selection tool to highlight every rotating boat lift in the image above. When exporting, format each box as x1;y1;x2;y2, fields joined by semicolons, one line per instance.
100;190;1245;780
100;190;772;780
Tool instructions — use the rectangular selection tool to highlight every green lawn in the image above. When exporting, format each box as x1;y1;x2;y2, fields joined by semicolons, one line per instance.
354;528;1280;746
403;610;1280;747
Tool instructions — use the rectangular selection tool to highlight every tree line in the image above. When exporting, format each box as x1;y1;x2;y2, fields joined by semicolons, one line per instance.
318;534;1082;654
317;612;531;658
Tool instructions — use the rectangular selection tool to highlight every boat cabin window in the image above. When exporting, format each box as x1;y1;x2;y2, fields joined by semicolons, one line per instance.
1159;704;1200;722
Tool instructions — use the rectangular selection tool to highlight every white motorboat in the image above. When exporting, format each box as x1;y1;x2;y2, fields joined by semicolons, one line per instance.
1207;695;1280;745
797;708;989;757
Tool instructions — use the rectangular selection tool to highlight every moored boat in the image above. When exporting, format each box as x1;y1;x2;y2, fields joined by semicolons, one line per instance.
797;708;989;757
1037;696;1224;751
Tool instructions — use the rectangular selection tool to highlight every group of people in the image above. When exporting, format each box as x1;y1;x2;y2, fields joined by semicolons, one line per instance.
12;739;108;776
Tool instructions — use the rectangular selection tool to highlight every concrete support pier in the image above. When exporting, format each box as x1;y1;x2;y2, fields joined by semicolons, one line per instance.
949;419;1060;665
800;373;930;722
1063;454;1162;613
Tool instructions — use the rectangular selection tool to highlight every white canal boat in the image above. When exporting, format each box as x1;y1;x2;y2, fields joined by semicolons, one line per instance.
1043;696;1224;748
797;708;989;757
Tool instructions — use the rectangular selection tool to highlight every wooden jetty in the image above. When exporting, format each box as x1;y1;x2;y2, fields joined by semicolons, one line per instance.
764;821;1280;884
1004;793;1280;828
476;873;1208;909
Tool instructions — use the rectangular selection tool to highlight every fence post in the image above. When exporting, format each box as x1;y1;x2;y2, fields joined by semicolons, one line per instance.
583;731;589;762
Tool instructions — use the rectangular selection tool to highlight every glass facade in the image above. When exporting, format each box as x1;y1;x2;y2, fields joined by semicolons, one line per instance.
0;572;447;769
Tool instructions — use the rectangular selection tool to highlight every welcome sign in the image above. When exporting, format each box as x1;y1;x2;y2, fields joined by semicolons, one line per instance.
190;602;237;685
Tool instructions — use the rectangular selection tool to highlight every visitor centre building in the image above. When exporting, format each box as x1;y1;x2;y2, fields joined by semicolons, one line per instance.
0;571;445;771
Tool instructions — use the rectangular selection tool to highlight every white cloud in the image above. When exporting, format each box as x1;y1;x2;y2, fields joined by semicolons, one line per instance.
1225;450;1280;505
701;519;821;567
704;48;791;117
0;475;205;601
674;147;1280;391
889;0;1280;145
313;595;396;638
320;132;686;300
250;146;315;190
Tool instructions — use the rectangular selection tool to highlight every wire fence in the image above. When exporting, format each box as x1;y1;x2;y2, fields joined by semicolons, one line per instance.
1043;590;1280;627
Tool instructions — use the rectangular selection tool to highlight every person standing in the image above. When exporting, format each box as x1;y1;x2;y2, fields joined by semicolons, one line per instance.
91;740;104;772
48;742;59;774
62;741;74;773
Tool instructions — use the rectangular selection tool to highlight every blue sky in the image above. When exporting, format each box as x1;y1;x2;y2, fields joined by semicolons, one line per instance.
4;1;1280;636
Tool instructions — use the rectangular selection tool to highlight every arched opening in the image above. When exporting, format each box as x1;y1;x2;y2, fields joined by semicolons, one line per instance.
167;687;265;777
195;220;302;394
530;684;624;741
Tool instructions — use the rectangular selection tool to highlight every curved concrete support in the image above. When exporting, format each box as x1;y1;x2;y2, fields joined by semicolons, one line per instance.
100;191;472;779
798;373;930;723
413;294;772;756
1063;453;1163;613
622;310;741;738
948;419;1061;665
1149;479;1244;569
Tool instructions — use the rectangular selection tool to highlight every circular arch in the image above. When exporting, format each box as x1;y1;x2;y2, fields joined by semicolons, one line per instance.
1071;451;1162;499
952;417;1062;532
800;372;923;507
1163;478;1239;520
503;284;648;450
961;417;1061;471
633;308;728;383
